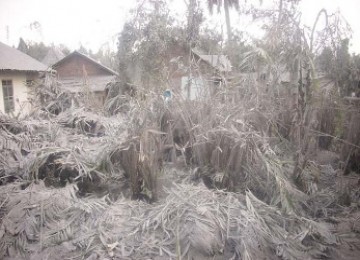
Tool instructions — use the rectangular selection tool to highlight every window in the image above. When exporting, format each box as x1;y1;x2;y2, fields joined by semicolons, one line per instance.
26;79;34;86
260;73;267;81
2;80;14;113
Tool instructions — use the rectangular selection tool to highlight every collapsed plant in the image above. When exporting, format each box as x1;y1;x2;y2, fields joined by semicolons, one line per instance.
0;182;341;260
29;78;73;115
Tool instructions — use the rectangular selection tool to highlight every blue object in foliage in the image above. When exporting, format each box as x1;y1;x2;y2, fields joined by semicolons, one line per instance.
163;89;172;103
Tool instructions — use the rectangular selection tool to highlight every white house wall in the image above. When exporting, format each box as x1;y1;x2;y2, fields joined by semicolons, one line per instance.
181;76;208;100
0;71;31;115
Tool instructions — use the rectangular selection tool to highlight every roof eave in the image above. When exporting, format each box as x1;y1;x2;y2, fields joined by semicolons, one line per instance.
0;69;48;73
53;51;118;76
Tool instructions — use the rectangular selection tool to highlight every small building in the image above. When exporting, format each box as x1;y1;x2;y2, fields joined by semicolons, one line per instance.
42;47;65;67
0;41;48;115
52;51;118;107
169;48;232;100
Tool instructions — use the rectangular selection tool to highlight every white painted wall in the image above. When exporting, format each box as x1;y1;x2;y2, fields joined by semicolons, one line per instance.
0;71;32;115
181;76;208;100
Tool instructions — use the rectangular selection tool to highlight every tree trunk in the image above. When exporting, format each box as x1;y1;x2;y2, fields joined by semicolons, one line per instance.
224;0;232;42
187;0;196;44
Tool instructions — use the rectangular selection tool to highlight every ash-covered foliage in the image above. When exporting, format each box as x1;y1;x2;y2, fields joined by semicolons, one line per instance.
1;78;359;259
1;0;360;259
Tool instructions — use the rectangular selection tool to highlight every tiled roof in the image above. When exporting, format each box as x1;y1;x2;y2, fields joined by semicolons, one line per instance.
42;47;65;66
192;48;232;72
0;41;48;72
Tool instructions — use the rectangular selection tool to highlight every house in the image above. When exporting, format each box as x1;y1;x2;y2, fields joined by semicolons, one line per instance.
0;41;48;115
51;51;118;107
169;48;232;100
42;47;65;67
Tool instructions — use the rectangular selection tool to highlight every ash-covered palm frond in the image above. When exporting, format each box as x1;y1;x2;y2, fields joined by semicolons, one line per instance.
67;183;337;259
0;182;106;259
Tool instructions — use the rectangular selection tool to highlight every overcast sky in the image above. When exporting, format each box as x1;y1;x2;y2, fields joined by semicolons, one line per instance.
0;0;359;53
